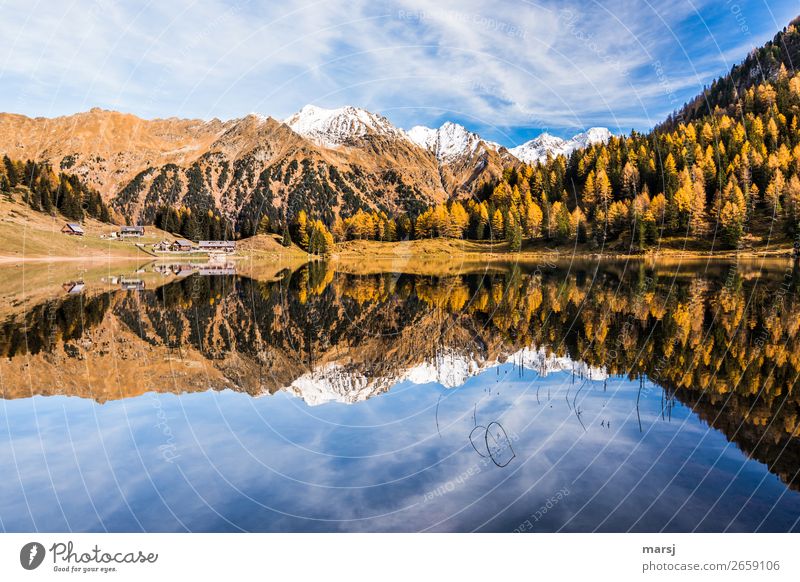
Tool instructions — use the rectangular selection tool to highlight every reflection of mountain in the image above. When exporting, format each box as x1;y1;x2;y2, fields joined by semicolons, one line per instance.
286;346;607;406
1;261;800;488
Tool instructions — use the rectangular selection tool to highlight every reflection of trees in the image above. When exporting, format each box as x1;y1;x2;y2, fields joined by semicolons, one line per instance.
0;292;111;357
3;261;799;487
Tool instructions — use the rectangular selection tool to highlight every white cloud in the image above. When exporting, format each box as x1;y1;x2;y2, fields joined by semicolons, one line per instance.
0;0;792;143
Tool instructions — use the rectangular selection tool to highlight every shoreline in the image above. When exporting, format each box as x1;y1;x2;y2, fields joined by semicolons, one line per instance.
2;247;796;265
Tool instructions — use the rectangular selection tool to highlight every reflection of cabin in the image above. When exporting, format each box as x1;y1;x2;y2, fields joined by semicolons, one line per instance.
152;240;171;252
119;226;145;237
153;263;197;277
61;223;84;236
198;264;237;275
170;239;194;252
62;280;85;294
119;278;145;290
199;240;236;253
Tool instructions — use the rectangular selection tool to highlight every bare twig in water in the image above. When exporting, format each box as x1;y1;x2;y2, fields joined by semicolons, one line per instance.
435;394;442;438
469;425;489;457
485;421;516;467
636;376;644;433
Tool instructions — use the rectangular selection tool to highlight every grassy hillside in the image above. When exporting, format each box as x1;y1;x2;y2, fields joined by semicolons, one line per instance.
0;197;188;261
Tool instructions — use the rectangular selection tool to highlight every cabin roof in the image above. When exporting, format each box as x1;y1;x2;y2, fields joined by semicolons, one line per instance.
64;222;84;233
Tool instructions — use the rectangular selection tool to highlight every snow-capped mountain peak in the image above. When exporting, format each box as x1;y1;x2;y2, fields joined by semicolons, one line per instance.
509;133;567;164
406;121;500;162
405;125;438;150
284;104;609;163
284;104;405;147
569;127;613;149
509;127;612;164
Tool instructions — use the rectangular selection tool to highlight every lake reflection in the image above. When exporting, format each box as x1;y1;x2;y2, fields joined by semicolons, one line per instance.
1;259;800;532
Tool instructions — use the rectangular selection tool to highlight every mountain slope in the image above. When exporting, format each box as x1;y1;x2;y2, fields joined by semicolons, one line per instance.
0;106;610;233
406;121;511;196
661;16;800;129
0;108;450;234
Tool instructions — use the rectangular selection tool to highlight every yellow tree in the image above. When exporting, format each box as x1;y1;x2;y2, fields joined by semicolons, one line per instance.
475;201;490;239
296;210;310;250
595;168;612;209
492;182;512;207
523;201;543;239
672;168;693;229
490;209;504;240
650;193;667;224
332;217;346;241
583;170;596;206
448;202;469;238
765;170;785;213
432;204;449;236
784;174;800;232
414;208;434;238
689;166;708;236
663;153;678;196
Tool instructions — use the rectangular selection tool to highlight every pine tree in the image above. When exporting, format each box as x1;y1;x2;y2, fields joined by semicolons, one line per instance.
295;210;310;250
448;202;469;238
505;212;522;251
257;214;271;234
490;209;504;240
689;166;709;236
523;201;543;239
282;222;292;247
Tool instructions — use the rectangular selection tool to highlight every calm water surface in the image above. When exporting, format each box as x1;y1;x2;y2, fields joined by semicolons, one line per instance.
1;259;799;532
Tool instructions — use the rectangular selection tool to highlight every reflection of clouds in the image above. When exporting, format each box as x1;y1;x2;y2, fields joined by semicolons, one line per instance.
3;366;799;532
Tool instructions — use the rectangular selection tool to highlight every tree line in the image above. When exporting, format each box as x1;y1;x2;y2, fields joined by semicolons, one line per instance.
154;205;234;241
1;156;112;222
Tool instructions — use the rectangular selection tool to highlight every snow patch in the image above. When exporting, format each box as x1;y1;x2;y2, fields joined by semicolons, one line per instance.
284;104;406;147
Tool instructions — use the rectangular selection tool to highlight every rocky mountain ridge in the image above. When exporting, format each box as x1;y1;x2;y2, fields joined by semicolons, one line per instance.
0;106;610;232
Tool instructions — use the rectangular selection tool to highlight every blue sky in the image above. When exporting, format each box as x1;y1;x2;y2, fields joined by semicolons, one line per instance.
0;0;797;147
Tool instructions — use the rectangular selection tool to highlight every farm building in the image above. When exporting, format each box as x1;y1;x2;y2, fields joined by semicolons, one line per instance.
152;240;171;252
119;226;145;237
199;240;236;253
119;278;145;291
62;281;85;294
61;223;85;236
170;239;195;252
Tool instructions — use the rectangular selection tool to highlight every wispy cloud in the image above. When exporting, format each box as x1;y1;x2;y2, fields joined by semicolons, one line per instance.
0;0;797;145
